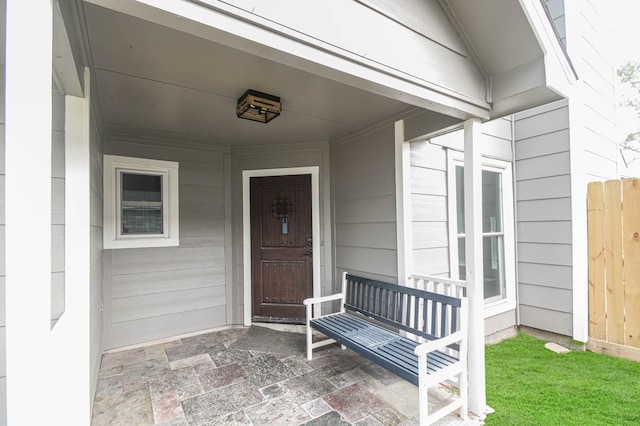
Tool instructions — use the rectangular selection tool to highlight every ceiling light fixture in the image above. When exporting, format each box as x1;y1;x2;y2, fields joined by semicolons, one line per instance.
236;89;281;123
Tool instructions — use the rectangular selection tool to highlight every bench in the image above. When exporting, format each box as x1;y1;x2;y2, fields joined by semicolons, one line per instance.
303;272;468;426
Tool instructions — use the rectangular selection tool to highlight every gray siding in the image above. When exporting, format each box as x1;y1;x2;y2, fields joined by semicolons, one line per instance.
230;145;331;323
102;140;227;349
332;126;398;283
514;99;573;336
51;89;65;325
545;0;566;48
90;106;103;405
229;0;484;104
0;51;4;425
410;117;516;335
410;117;513;278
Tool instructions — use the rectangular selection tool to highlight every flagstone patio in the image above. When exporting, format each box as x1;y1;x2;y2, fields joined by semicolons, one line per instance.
91;326;476;425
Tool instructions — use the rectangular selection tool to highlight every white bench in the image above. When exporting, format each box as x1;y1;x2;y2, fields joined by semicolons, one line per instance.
304;272;469;425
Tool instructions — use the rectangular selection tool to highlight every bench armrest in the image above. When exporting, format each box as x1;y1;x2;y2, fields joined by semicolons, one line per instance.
414;330;465;357
303;293;344;306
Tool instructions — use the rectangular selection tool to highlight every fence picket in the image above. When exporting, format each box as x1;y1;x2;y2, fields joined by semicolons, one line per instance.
604;179;625;344
587;181;606;340
623;179;640;349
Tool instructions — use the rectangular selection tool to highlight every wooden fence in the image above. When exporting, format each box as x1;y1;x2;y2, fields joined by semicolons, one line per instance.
587;178;640;361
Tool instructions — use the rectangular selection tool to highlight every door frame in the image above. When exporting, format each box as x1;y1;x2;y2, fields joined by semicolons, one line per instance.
242;167;321;326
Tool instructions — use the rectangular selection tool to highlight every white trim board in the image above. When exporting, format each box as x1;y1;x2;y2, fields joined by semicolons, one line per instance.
242;167;321;326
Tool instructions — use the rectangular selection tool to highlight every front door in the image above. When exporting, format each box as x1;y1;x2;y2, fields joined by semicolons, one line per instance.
250;174;313;323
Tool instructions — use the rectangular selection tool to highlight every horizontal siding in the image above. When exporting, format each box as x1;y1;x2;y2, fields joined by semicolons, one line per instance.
231;0;485;102
0;100;4;423
409;141;449;277
90;115;104;403
518;262;573;290
109;307;227;349
517;221;572;244
519;305;572;336
515;101;573;336
103;139;227;349
51;90;65;324
409;116;513;282
332;124;397;283
485;309;516;336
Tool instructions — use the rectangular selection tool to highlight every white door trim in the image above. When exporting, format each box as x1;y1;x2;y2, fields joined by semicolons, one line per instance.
242;167;321;326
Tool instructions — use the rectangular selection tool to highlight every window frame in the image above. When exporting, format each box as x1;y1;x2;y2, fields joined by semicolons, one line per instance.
103;155;179;249
447;150;516;318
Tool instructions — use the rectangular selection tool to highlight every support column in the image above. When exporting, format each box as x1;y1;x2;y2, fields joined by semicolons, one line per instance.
395;120;413;284
56;67;92;422
5;0;53;423
464;118;487;416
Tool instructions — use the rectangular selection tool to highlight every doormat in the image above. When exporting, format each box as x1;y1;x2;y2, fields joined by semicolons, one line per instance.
228;325;306;356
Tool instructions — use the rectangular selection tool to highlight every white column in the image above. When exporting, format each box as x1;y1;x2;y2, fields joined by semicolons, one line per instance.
395;120;413;284
5;0;53;423
54;67;92;422
464;118;487;416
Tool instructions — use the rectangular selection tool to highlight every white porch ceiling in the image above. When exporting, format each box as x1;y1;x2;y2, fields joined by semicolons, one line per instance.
82;3;413;148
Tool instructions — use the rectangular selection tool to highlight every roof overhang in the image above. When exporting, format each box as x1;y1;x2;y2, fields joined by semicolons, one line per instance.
445;0;577;120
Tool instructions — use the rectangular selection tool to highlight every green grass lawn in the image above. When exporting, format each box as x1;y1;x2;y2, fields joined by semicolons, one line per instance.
485;333;640;426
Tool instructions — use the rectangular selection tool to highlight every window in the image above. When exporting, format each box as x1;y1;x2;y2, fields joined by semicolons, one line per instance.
104;155;179;249
448;153;516;316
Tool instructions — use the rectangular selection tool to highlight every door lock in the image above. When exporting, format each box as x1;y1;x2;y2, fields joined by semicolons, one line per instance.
306;237;313;246
305;249;313;257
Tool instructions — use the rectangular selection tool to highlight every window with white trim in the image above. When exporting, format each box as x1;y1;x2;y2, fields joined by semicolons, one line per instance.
104;155;179;249
448;152;516;316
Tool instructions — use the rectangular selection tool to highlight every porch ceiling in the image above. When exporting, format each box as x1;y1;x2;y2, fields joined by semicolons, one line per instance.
81;3;415;148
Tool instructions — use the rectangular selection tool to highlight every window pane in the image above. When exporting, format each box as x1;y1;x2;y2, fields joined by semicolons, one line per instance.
122;173;162;202
122;205;163;234
455;166;465;234
482;170;502;233
457;237;466;280
483;235;504;300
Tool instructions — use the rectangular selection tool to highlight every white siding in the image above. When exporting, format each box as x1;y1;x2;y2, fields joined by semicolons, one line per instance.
332;125;398;283
102;140;228;349
566;0;618;181
514;99;574;335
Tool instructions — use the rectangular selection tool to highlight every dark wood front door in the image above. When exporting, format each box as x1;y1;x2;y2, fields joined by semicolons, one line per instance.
250;174;313;323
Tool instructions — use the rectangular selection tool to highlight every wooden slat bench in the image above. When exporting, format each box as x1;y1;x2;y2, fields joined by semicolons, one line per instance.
303;273;468;426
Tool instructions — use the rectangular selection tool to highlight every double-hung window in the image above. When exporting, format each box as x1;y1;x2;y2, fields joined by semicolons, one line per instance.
448;153;516;316
104;155;179;249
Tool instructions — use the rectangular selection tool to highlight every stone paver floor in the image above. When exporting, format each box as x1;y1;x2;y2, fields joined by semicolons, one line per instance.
91;326;477;425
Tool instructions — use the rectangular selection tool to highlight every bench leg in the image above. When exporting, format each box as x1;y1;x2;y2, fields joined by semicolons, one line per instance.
459;370;468;421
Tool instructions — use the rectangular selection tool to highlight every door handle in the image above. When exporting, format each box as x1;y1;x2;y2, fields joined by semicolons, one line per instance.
304;249;313;257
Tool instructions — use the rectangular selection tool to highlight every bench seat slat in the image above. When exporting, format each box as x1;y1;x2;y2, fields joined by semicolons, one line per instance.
311;313;458;385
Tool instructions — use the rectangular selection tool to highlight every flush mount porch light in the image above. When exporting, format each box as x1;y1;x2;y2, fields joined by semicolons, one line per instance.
236;89;281;123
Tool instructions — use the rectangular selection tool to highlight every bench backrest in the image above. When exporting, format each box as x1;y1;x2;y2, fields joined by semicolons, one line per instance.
343;273;464;350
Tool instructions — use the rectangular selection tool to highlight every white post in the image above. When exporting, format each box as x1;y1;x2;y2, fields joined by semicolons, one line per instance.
395;120;413;284
464;118;487;416
5;0;53;423
57;67;92;422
